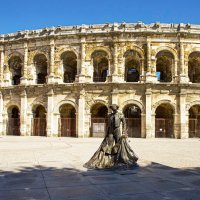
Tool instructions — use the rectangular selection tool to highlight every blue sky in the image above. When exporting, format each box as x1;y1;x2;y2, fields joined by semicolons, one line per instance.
0;0;199;34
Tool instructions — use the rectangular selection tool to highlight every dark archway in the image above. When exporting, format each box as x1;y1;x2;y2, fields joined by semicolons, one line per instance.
8;56;23;85
123;104;141;138
155;103;174;138
7;106;20;135
188;52;200;83
33;105;47;136
90;103;108;137
92;51;108;82
189;105;200;137
61;51;77;83
59;104;76;137
34;54;48;84
156;51;174;82
124;50;141;82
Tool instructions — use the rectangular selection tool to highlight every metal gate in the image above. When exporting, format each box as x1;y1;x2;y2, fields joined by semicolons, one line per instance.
32;118;46;136
8;118;20;136
126;118;141;138
189;118;200;137
155;118;174;138
59;118;76;137
91;118;108;137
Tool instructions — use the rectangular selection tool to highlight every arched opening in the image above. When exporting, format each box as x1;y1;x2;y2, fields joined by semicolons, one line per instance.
155;103;174;138
8;56;23;85
7;106;20;135
61;51;77;83
189;105;200;137
34;54;48;84
123;104;141;138
32;105;47;136
59;104;76;137
188;52;200;83
156;51;173;82
90;103;108;137
124;50;141;82
92;51;109;82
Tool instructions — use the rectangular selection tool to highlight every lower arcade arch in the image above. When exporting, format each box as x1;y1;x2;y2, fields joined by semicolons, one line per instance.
155;103;174;138
59;104;76;137
7;106;20;135
189;105;200;138
123;104;141;138
90;103;108;137
32;105;47;136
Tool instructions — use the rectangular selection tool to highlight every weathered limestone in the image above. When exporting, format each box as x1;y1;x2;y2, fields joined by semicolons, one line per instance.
0;22;200;138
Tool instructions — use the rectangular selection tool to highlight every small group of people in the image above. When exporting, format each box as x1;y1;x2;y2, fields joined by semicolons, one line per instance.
84;104;138;169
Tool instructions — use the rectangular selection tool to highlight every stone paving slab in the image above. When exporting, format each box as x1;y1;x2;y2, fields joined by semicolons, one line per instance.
0;137;200;200
0;189;50;200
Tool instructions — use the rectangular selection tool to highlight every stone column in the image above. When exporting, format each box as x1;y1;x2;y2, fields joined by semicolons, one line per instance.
111;88;118;105
140;58;145;82
141;113;146;138
78;40;86;82
179;89;188;138
77;90;85;137
26;112;33;136
112;43;119;82
47;89;54;136
0;92;3;135
146;40;157;82
21;42;28;85
0;46;4;86
48;38;55;84
173;59;178;83
145;88;153;138
20;90;27;136
179;42;189;83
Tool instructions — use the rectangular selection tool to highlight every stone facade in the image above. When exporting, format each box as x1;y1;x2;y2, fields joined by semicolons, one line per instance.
1;22;200;138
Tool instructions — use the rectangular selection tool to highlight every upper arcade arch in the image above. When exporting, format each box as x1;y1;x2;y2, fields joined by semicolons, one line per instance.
155;50;174;82
8;55;23;85
33;53;48;84
91;50;109;82
188;51;200;83
124;50;142;82
60;51;77;83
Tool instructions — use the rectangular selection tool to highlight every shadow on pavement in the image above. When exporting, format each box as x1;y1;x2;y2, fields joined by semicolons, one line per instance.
0;161;200;200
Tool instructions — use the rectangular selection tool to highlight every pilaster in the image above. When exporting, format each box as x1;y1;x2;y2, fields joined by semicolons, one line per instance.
20;42;28;85
48;38;55;84
145;88;153;138
78;38;86;82
0;92;3;135
20;90;27;135
179;89;189;138
0;46;4;86
77;89;85;137
47;89;54;136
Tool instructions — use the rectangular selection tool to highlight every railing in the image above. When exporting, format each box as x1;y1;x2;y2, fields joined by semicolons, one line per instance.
93;76;106;82
155;118;174;138
125;118;141;138
32;118;47;136
7;118;20;136
189;118;200;138
59;118;76;137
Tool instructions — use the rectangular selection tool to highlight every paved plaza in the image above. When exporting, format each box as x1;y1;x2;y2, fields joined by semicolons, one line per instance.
0;136;200;200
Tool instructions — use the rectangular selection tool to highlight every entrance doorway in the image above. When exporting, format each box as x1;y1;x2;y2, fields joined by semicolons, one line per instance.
90;103;108;137
59;104;76;137
155;103;174;138
33;105;47;136
123;104;141;137
7;106;20;135
189;105;200;137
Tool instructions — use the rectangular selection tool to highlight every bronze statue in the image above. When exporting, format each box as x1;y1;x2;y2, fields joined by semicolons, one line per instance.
84;104;138;169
